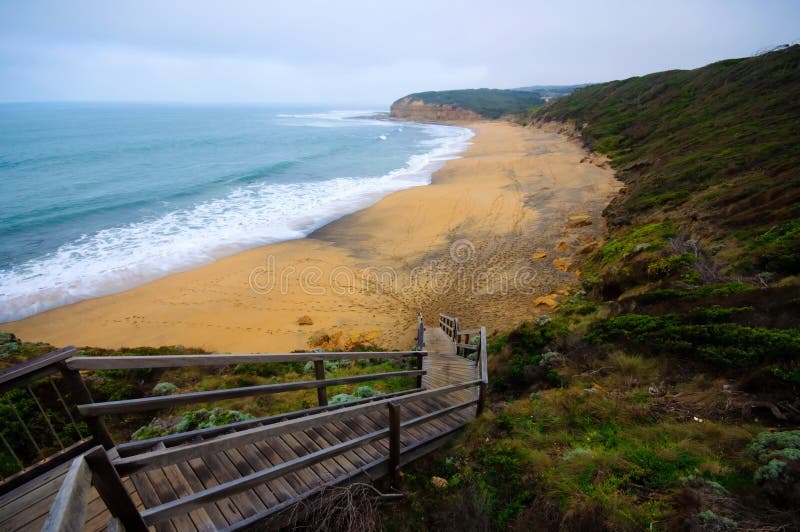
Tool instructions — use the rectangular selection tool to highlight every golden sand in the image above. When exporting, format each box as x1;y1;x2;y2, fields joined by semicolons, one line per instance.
3;122;620;352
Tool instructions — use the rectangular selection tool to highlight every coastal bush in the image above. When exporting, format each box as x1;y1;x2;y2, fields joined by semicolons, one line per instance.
489;320;568;393
174;407;255;433
599;222;677;264
752;220;800;274
587;312;800;367
749;431;800;505
152;381;177;395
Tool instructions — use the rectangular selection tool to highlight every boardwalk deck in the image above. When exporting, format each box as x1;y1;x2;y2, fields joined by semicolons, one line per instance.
0;323;482;531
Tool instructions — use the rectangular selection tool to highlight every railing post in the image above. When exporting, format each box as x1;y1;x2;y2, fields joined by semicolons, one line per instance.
58;365;114;449
314;360;328;406
476;326;489;416
84;446;148;532
416;312;424;351
388;401;401;486
477;382;488;416
415;354;423;389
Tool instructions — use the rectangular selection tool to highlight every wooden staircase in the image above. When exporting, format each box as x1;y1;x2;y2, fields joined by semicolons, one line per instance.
0;314;488;531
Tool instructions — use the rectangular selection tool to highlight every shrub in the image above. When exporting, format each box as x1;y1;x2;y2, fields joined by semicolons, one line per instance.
152;382;178;396
174;407;255;433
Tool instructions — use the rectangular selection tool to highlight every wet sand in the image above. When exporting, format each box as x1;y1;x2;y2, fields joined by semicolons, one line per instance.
3;121;620;352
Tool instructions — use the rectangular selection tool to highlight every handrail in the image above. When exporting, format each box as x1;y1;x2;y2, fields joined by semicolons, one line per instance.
112;380;480;476
15;311;487;530
41;452;92;531
138;398;479;525
78;370;425;417
0;346;114;493
416;312;425;350
0;346;76;394
66;350;426;370
116;387;422;457
41;446;147;531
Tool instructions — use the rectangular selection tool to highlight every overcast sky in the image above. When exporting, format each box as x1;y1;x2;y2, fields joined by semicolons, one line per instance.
0;0;797;106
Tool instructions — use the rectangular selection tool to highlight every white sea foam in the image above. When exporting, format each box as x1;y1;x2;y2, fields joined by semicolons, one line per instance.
0;119;473;322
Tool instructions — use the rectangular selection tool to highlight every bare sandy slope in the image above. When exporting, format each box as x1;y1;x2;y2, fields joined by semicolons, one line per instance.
3;122;620;352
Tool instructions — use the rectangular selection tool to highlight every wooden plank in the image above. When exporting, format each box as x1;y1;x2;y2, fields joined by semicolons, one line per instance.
80;370;425;416
83;447;148;532
289;431;346;481
145;468;198;531
174;462;230;529
0;458;71;507
129;470;176;532
273;434;332;489
0;470;69;526
388;403;401;485
113;381;478;476
314;423;371;468
223;448;280;509
0;346;76;392
225;454;390;532
139;428;388;525
162;462;217;532
252;440;311;499
185;457;244;525
201;453;264;518
235;444;295;503
66;351;427;370
117;388;421;456
41;456;91;532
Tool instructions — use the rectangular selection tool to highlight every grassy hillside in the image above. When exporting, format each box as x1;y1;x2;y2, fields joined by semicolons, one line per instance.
527;45;800;277
384;47;800;531
393;88;544;119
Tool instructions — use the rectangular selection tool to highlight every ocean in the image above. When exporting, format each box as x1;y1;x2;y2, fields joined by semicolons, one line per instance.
0;103;473;322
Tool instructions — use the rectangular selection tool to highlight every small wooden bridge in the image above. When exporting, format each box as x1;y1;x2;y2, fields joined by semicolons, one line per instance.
0;314;487;531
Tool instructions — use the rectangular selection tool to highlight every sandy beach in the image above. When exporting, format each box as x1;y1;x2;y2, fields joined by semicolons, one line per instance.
3;121;620;352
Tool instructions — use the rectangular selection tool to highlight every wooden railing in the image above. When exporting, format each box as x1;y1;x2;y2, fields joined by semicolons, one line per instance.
42;446;147;532
0;347;114;495
440;313;489;414
66;350;426;416
3;312;489;529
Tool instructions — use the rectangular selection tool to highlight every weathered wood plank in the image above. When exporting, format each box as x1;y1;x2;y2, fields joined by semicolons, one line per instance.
0;346;76;393
66;351;427;370
140;428;388;524
201;452;264;518
83;447;148;532
41;456;91;532
175;461;231;529
113;381;478;476
116;388;421;456
223;448;280;509
185;457;244;525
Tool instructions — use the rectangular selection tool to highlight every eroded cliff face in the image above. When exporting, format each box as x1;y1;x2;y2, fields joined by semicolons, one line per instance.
389;97;481;121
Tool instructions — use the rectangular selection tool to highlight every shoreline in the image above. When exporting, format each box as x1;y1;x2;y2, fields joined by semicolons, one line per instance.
3;121;620;352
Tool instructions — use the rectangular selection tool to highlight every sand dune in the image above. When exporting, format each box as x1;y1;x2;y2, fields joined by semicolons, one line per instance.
3;121;620;352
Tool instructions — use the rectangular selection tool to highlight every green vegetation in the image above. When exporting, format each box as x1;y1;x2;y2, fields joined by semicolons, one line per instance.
525;45;800;278
0;336;417;476
393;89;544;119
386;46;800;530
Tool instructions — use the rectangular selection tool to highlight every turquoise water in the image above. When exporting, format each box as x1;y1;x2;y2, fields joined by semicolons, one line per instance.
0;103;472;321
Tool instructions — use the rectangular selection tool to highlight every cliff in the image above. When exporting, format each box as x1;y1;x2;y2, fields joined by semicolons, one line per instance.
390;88;544;120
390;97;483;121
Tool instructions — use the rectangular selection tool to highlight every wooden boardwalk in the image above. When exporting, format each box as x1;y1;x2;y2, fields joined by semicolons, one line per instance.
0;317;486;531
